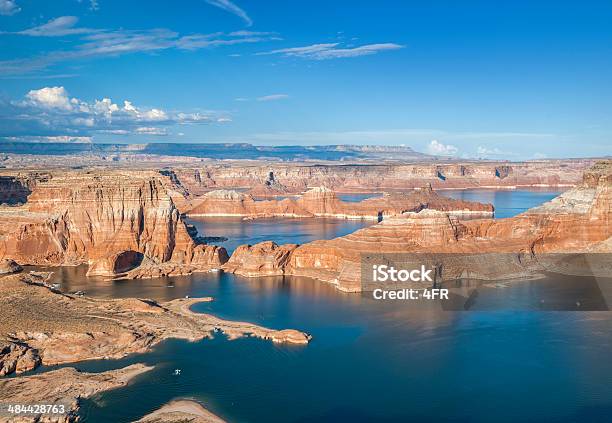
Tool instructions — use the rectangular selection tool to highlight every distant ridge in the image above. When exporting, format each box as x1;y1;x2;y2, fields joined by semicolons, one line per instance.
0;142;434;161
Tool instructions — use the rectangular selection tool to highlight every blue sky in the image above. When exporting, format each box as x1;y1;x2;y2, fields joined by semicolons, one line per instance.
0;0;611;159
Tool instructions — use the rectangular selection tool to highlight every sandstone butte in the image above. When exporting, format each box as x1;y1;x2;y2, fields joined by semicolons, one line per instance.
186;184;494;220
223;161;612;292
0;170;228;278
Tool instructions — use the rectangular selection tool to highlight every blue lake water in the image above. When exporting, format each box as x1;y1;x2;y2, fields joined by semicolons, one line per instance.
188;189;564;255
187;217;371;255
440;188;564;218
30;188;612;422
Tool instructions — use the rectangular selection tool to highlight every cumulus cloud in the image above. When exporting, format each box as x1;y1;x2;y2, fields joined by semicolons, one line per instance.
1;86;230;142
257;94;289;102
0;0;20;16
427;140;458;156
26;86;74;110
205;0;252;26
259;42;404;60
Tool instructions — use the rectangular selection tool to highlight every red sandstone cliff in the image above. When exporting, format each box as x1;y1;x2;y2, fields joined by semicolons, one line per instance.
171;159;593;196
0;171;228;277
187;185;494;220
224;161;611;292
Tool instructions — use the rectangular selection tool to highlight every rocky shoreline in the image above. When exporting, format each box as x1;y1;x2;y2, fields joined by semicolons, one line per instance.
136;400;226;423
0;364;153;423
0;272;310;421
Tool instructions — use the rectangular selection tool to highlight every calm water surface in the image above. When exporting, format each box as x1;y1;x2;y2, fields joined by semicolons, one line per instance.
186;217;371;255
31;189;612;423
440;188;564;218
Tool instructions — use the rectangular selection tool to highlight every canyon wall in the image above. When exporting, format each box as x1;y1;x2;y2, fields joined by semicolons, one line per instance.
187;184;494;220
0;171;228;277
224;161;612;292
172;159;593;196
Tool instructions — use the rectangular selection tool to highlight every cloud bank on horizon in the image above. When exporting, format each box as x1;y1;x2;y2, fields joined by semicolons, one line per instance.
0;0;610;159
0;85;230;143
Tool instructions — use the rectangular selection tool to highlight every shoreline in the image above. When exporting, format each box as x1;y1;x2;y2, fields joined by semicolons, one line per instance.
0;363;154;421
137;399;226;423
0;271;310;378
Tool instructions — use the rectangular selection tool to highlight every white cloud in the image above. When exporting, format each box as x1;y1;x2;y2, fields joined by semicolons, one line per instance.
229;30;275;37
135;127;168;136
18;16;96;37
0;0;20;16
5;135;92;143
476;146;517;159
257;94;289;102
1;23;279;75
176;32;280;50
26;86;73;110
427;140;459;156
1;86;229;141
259;42;404;60
205;0;252;26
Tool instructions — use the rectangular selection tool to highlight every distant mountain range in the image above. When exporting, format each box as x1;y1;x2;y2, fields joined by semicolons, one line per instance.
0;142;435;161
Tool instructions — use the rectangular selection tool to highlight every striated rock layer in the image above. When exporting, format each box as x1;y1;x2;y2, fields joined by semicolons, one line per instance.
187;184;494;220
172;159;593;196
224;161;612;292
0;170;228;278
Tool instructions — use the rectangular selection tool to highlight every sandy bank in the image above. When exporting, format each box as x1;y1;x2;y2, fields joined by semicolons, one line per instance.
137;400;226;423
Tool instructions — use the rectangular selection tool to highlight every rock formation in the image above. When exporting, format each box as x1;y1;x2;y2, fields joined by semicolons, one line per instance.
0;171;228;278
223;241;298;276
172;159;592;196
223;161;612;292
0;259;22;275
137;400;226;423
0;272;311;379
187;185;494;220
0;363;153;422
